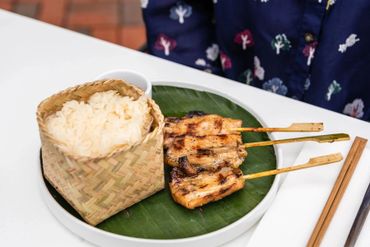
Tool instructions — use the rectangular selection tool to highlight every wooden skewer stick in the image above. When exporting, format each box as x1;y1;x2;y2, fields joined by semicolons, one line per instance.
232;122;324;133
243;153;343;180
243;133;350;148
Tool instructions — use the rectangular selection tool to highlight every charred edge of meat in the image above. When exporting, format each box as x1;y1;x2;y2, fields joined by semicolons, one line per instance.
170;167;185;183
218;134;228;140
185;111;207;118
218;174;228;185
214;118;223;130
173;137;185;150
233;168;243;178
195;166;207;173
180;188;190;195
219;187;231;195
164;133;185;140
187;123;199;135
165;117;181;124
196;149;213;155
178;156;198;176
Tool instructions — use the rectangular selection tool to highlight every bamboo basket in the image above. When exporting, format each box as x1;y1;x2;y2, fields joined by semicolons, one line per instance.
36;79;165;226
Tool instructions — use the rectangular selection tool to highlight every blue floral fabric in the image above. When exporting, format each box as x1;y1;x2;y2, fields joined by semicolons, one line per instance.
142;0;370;121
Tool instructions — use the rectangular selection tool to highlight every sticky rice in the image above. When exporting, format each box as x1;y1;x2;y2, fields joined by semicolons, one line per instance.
45;90;151;158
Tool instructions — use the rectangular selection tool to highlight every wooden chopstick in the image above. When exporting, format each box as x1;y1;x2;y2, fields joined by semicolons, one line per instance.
344;180;370;247
307;137;368;247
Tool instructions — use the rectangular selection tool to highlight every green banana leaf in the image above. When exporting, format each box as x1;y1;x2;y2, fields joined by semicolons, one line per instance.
43;85;276;239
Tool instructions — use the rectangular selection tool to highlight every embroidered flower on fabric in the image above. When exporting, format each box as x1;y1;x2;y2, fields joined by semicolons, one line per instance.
141;0;148;8
338;34;360;53
254;56;265;80
195;58;207;66
234;29;254;50
206;44;219;61
326;80;342;101
303;41;318;66
343;98;365;119
262;78;288;95
304;77;311;91
169;2;192;24
154;34;176;56
220;51;232;70
195;58;214;73
271;34;291;55
239;69;254;85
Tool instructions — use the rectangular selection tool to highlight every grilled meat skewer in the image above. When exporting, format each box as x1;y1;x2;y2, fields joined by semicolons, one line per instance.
170;157;245;209
166;146;247;170
165;112;323;139
165;133;349;170
164;112;245;171
170;153;343;209
164;112;340;173
165;134;243;152
164;134;247;170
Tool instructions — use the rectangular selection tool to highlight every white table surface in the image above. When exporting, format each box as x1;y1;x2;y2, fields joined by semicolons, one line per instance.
0;10;369;247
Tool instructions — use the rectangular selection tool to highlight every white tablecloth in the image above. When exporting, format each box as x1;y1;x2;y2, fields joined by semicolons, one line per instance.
248;142;370;247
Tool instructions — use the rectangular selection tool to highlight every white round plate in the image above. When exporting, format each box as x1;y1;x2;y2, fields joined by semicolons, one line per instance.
39;81;282;247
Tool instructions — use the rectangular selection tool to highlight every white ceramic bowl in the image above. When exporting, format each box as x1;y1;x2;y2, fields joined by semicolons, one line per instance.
95;69;152;97
39;81;282;247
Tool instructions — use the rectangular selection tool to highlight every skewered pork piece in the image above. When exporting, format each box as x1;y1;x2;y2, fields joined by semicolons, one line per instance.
164;111;331;172
166;133;242;150
165;112;324;141
164;111;242;139
166;146;247;170
164;112;246;170
170;153;343;209
165;135;247;170
165;112;324;147
170;157;245;209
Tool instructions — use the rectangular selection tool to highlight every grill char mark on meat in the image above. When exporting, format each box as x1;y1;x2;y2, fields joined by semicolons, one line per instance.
165;135;247;170
169;167;245;209
178;156;198;176
173;137;185;150
197;149;212;155
214;118;223;131
164;113;242;137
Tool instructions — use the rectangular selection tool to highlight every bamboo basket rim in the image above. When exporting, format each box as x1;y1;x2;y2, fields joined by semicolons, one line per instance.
36;79;164;163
